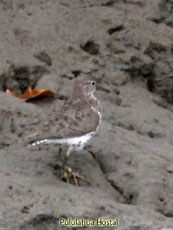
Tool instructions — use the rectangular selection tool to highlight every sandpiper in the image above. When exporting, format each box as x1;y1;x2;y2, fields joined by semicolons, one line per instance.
28;73;101;184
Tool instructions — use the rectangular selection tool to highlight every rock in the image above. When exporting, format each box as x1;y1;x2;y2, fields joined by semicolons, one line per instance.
80;41;100;55
158;0;173;28
0;64;49;93
127;55;154;78
34;51;52;66
144;41;173;103
0;0;173;229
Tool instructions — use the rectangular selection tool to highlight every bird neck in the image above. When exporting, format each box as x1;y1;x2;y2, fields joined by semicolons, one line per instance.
88;93;101;112
72;88;100;111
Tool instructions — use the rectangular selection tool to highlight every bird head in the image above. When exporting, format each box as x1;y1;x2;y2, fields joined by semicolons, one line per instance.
73;73;96;99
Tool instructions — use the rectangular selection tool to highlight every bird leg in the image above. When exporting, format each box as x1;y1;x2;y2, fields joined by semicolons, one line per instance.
65;146;71;163
60;147;85;186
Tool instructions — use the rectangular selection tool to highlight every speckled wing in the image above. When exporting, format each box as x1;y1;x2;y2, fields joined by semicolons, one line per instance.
27;99;100;144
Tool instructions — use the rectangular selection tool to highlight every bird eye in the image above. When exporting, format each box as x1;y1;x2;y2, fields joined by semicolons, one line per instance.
91;81;95;86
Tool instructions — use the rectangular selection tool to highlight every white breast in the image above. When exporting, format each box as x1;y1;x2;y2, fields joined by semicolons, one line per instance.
91;106;102;131
32;131;95;150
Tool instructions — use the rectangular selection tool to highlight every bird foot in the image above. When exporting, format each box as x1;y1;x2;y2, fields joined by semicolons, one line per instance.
60;165;85;186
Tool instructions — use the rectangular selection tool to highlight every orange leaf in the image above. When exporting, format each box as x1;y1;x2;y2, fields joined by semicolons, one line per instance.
6;88;54;101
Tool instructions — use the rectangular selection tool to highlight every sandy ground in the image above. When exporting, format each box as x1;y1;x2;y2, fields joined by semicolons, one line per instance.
0;0;173;229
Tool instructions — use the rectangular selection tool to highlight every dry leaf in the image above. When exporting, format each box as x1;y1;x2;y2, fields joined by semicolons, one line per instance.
6;87;54;101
